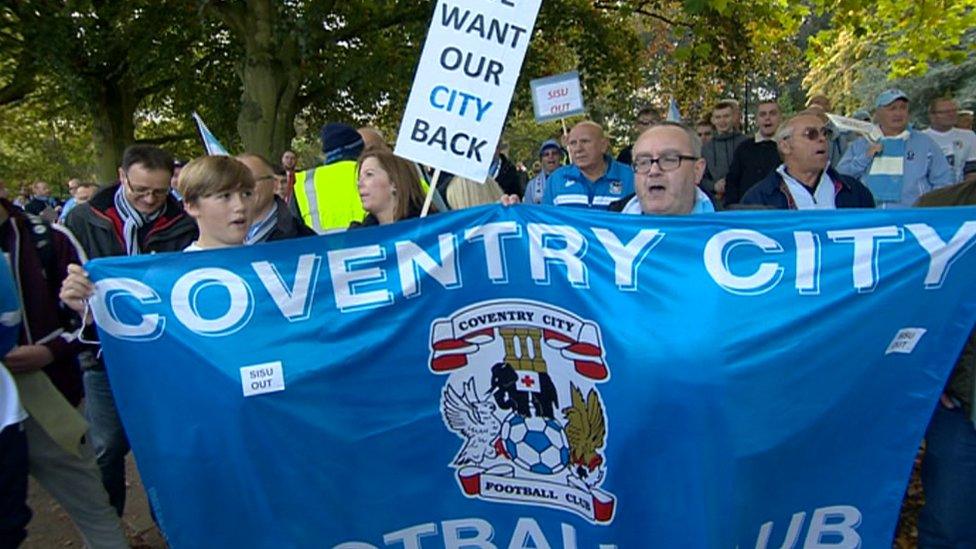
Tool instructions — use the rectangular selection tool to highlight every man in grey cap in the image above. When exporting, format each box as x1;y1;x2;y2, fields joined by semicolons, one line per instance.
837;88;952;207
523;139;566;204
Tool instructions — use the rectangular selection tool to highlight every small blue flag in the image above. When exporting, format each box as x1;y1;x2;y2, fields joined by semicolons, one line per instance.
191;111;230;156
667;97;682;122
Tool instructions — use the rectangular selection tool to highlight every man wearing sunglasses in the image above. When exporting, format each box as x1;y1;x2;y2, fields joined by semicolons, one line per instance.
740;112;874;209
837;89;953;207
61;144;197;518
609;122;717;215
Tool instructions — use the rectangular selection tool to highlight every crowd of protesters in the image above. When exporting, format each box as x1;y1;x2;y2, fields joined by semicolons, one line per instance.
2;86;976;548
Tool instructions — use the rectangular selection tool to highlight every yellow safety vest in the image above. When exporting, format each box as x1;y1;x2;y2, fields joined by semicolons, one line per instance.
292;161;366;232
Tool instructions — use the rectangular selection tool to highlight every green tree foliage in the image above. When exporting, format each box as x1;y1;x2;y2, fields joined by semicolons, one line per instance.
0;94;94;195
805;0;976;112
0;1;224;183
2;0;972;183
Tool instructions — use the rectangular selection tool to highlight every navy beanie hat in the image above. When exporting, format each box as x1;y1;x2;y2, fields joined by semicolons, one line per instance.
320;123;365;164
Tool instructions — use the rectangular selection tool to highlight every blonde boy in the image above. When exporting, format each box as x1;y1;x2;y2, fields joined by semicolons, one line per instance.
176;156;256;251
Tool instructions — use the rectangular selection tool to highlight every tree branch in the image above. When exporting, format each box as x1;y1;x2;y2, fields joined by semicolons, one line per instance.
137;132;197;145
206;0;249;39
133;51;222;99
593;1;691;28
328;3;430;44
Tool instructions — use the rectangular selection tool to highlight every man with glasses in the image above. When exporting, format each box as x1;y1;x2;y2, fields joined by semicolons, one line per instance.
923;97;976;185
617;107;660;166
609;122;716;215
61;144;197;517
837;89;952;207
741;111;874;209
236;153;315;243
542;121;634;209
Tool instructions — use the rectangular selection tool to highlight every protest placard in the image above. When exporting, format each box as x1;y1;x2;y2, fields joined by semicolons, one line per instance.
395;0;542;182
530;71;585;122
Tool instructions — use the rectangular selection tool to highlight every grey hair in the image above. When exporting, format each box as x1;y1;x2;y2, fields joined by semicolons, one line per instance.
775;110;829;143
647;121;703;157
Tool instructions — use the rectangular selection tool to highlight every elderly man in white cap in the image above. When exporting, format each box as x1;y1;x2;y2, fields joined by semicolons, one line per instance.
837;88;953;207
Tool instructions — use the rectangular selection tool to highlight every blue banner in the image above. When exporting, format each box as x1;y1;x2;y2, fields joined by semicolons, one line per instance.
87;205;976;548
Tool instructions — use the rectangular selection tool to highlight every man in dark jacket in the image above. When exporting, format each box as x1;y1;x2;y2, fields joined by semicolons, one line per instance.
237;153;316;243
724;100;783;206
1;200;127;547
24;181;60;222
914;181;976;547
701;100;747;200
62;144;197;517
741;111;874;209
616;106;660;166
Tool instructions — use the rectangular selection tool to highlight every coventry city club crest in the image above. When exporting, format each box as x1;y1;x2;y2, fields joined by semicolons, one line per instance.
429;299;615;524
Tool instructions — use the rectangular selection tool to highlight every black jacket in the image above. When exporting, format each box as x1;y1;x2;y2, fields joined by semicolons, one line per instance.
724;139;781;206
348;202;427;229
266;196;316;242
63;183;197;259
740;167;875;209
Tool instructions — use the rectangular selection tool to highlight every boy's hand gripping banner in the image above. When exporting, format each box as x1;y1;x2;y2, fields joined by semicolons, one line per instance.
87;205;976;548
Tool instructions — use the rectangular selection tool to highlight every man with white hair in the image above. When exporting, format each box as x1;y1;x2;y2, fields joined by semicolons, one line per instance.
542;121;633;209
741;111;874;209
608;122;716;215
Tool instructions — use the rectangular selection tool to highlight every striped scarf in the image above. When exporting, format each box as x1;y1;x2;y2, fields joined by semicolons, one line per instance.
865;131;909;204
245;202;278;245
113;185;161;256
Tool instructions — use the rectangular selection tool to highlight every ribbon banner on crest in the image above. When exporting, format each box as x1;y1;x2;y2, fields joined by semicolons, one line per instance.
87;205;976;548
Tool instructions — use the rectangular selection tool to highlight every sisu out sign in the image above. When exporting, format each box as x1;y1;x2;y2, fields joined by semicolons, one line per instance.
530;71;586;122
395;0;542;182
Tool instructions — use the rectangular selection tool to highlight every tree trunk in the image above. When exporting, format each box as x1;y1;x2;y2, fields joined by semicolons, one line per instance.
91;77;136;185
235;0;302;161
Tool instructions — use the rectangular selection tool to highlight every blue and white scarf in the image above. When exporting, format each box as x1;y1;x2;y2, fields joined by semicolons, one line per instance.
113;185;161;256
777;165;836;210
865;131;909;204
245;202;278;245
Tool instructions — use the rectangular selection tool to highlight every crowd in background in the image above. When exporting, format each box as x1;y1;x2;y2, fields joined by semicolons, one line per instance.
2;86;976;548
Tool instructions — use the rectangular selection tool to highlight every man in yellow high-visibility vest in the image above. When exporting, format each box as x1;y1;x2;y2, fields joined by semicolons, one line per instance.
290;123;367;232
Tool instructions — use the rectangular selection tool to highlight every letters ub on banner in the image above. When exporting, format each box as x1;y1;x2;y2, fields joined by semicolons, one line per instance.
530;71;585;122
87;206;976;548
395;0;541;182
